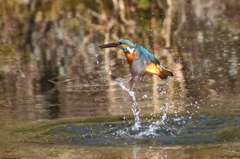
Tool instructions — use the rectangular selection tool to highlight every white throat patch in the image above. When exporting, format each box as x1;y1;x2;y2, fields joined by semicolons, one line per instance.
127;47;135;53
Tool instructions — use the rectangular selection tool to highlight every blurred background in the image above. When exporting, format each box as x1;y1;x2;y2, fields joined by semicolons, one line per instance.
0;0;240;158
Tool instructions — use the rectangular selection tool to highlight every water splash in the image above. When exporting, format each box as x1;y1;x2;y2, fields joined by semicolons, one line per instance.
116;78;141;130
150;104;172;129
137;103;174;137
133;146;141;159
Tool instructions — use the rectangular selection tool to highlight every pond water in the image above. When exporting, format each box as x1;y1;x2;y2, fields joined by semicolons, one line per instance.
1;0;240;158
36;114;240;146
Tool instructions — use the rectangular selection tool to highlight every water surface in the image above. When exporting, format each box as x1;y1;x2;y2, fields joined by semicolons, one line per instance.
1;0;240;158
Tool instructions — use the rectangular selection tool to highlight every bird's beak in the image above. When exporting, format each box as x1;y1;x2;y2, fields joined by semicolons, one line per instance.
98;42;120;48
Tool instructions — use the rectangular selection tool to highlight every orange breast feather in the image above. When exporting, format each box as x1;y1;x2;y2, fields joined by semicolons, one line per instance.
124;52;134;66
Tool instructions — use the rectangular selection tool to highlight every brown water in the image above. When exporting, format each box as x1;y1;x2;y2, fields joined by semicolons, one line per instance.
1;0;240;158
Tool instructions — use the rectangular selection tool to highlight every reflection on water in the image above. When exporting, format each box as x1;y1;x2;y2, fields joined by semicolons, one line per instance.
178;29;240;114
0;0;185;126
1;0;240;158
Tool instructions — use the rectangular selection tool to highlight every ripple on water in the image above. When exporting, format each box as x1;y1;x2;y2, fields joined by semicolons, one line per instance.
35;114;240;146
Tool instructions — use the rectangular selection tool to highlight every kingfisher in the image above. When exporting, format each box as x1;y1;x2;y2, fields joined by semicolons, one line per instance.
98;39;173;80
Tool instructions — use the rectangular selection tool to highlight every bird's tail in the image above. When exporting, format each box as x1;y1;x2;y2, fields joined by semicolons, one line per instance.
158;69;174;80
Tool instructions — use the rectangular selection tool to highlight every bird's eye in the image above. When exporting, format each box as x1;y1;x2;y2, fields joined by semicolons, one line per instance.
117;42;122;45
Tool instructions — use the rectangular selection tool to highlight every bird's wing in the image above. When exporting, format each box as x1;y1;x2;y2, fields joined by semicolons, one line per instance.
131;44;160;76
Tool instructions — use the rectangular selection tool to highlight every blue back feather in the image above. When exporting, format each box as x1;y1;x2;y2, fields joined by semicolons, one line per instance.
135;44;160;65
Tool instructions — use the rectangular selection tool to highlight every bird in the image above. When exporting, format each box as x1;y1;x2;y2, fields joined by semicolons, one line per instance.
98;39;173;80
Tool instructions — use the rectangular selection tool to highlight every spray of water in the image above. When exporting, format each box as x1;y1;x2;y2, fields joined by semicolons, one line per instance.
149;103;172;130
115;77;181;137
133;146;141;159
116;78;141;130
136;103;173;137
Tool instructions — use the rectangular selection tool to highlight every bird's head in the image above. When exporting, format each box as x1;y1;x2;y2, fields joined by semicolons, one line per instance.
98;39;135;53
